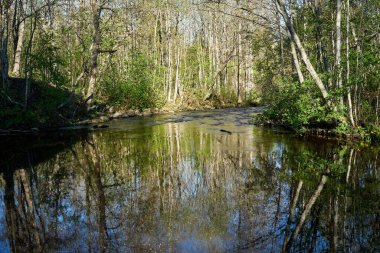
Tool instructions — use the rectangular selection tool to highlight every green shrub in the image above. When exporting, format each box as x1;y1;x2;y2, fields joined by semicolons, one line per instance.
258;79;335;131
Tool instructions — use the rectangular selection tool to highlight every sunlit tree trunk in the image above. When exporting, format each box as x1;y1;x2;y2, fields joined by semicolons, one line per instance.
12;20;24;77
276;0;330;103
335;0;343;107
12;0;25;77
166;7;172;102
346;0;355;126
276;13;285;76
290;37;304;84
237;21;242;103
173;46;180;102
351;24;360;122
86;0;101;105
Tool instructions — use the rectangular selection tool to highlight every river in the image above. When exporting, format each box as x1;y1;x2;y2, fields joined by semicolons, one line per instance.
0;107;379;252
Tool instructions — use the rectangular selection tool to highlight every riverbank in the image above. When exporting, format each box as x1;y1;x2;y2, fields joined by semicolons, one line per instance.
3;79;377;143
0;105;263;136
254;115;380;143
0;79;256;135
0;78;260;135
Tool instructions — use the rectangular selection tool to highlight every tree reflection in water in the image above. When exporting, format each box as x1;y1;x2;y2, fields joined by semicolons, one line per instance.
0;122;379;252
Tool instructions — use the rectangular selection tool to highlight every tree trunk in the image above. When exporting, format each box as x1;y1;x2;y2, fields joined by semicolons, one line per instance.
0;2;11;86
24;13;37;111
276;13;285;76
166;8;172;102
237;21;242;104
86;1;101;105
12;18;25;77
314;0;330;73
351;24;360;122
335;0;343;107
276;0;330;103
346;0;355;126
290;36;304;83
173;46;180;102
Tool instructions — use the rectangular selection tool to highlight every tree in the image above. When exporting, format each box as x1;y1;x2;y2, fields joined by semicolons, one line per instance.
0;0;13;85
86;0;103;105
275;0;330;102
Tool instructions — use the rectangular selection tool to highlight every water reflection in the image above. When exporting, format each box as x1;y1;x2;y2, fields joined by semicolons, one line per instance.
0;109;379;252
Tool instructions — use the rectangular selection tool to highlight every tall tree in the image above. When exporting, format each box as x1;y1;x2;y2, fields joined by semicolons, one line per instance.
12;0;25;77
275;0;330;102
335;0;343;106
0;0;13;85
86;0;102;105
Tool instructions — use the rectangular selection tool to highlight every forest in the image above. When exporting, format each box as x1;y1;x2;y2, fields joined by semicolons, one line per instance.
0;0;379;139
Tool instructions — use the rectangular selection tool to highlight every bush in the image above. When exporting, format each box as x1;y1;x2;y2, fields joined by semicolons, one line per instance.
257;79;335;132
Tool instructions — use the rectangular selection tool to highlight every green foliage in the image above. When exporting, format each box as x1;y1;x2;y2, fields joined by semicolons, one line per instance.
31;32;68;86
0;80;79;129
102;52;165;110
183;43;214;89
258;79;334;131
368;125;380;141
335;121;349;135
359;124;380;142
220;86;238;104
244;90;261;106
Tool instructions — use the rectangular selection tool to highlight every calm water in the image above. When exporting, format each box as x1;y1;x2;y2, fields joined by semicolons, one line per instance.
0;108;379;253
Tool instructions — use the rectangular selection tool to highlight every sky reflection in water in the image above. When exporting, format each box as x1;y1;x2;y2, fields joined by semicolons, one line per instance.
0;107;379;252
